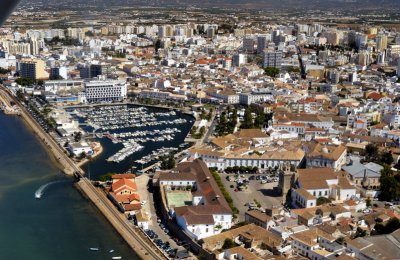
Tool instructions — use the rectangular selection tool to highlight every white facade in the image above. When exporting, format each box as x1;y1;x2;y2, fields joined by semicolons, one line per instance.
190;150;304;171
44;80;84;94
84;80;127;103
68;142;93;156
176;213;232;240
239;92;274;105
291;189;317;208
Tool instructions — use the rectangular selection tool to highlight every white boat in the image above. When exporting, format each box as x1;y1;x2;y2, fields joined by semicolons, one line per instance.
112;257;122;260
109;249;114;253
90;247;99;251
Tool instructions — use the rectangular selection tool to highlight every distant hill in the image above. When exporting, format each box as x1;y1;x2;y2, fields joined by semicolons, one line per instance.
22;0;400;10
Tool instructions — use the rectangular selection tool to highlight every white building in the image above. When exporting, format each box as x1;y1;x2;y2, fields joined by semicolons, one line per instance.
189;129;305;171
44;80;84;94
292;168;357;208
68;141;93;157
158;160;232;240
263;50;283;68
84;80;127;103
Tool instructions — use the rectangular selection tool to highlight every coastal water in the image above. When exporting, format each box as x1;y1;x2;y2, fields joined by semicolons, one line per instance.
0;113;137;259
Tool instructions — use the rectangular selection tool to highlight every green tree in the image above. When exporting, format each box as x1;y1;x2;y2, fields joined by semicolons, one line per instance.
379;165;400;201
15;77;35;86
222;238;236;249
365;144;379;161
99;173;114;182
374;218;400;234
241;108;254;129
74;131;82;142
317;197;332;206
354;227;367;238
366;197;372;208
379;150;394;165
264;67;279;77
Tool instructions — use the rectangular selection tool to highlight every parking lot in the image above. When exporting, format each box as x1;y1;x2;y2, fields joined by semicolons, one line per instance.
135;175;191;259
220;171;283;222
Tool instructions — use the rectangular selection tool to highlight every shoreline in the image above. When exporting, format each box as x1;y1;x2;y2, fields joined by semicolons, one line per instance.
0;86;165;260
76;142;104;168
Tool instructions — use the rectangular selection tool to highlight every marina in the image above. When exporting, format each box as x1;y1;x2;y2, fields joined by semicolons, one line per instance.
68;104;194;179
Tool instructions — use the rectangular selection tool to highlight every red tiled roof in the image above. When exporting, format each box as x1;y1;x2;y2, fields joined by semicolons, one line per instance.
367;92;383;101
112;178;137;193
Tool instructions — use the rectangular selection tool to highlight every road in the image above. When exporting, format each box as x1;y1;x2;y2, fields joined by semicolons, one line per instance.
78;178;166;260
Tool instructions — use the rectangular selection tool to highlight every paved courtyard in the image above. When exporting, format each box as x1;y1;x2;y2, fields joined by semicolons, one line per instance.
220;172;283;222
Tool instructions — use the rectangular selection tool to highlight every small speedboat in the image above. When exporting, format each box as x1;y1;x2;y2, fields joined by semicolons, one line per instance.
109;249;114;253
89;248;99;251
112;257;122;260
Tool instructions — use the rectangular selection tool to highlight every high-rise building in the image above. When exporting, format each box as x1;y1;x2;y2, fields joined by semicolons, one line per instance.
367;27;378;35
377;51;386;65
50;66;68;80
242;37;255;53
257;36;267;54
397;59;400;77
376;34;388;51
207;27;215;39
90;64;114;79
18;58;45;80
358;51;370;66
30;38;39;56
232;54;246;67
262;51;282;68
356;34;368;49
1;40;32;55
272;30;281;45
318;50;329;63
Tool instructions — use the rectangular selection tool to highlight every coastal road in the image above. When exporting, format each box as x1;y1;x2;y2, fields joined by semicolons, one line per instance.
78;178;166;260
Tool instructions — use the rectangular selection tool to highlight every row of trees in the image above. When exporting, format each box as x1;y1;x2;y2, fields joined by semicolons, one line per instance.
209;168;239;218
199;108;213;121
241;105;269;129
215;107;237;136
225;166;258;173
364;144;399;201
379;165;400;201
190;126;206;139
365;144;394;165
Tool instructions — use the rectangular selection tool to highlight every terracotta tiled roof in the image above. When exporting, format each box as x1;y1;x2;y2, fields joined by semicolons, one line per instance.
112;178;137;193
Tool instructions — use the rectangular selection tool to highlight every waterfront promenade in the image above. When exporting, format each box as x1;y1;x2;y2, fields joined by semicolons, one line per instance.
0;85;165;260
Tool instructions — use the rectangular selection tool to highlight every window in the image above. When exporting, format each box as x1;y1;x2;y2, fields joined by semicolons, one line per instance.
206;228;209;233
319;191;322;196
325;191;328;196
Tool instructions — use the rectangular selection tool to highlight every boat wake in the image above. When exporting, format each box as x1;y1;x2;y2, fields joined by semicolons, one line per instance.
34;180;68;199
